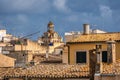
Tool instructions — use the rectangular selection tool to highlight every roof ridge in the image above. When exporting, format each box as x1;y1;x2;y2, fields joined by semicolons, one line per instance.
68;32;120;43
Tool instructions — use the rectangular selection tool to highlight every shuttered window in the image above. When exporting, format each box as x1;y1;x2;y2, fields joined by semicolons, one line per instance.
102;51;107;62
76;51;86;63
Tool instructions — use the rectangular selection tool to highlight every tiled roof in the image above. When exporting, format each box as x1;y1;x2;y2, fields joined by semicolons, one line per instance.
3;62;120;78
102;63;114;74
4;64;89;78
67;32;120;43
0;68;23;79
102;60;120;75
33;54;62;63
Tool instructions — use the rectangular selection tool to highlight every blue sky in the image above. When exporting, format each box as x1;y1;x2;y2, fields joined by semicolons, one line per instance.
0;0;120;39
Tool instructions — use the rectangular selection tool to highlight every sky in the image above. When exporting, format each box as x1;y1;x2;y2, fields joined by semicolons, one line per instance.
0;0;120;40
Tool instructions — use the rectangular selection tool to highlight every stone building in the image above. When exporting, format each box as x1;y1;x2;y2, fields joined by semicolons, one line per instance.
0;53;15;67
38;21;63;54
66;32;120;65
0;29;17;43
5;39;46;67
64;24;106;42
0;22;64;68
65;24;120;80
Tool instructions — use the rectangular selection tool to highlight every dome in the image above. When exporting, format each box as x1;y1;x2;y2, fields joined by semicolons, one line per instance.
48;21;54;28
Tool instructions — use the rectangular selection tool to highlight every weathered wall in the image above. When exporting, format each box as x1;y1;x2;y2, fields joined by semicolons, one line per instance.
14;40;46;54
116;42;120;60
62;46;68;64
49;42;64;54
6;51;33;67
68;42;120;64
68;43;108;64
14;40;64;55
0;54;15;67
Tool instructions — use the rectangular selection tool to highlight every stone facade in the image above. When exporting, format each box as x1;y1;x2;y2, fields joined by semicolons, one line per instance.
0;54;15;67
62;46;68;64
66;32;120;80
14;39;46;54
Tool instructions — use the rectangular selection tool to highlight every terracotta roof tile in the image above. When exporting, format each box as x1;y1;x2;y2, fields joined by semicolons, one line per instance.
3;64;89;78
0;68;23;79
102;60;120;75
68;32;120;43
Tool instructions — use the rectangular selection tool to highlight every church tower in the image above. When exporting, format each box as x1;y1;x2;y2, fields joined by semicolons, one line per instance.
38;21;63;53
47;21;54;33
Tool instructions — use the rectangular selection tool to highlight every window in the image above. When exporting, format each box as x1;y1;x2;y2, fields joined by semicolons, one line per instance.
102;51;107;62
76;51;86;63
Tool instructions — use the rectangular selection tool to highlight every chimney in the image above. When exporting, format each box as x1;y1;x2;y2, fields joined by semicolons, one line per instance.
95;44;102;73
107;40;116;63
83;24;90;35
94;44;102;80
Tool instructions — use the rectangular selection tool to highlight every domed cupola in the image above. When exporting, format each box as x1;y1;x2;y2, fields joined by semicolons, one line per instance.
47;21;54;32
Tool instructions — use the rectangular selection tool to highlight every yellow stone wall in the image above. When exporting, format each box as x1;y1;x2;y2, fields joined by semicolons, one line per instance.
0;54;15;67
49;42;64;53
116;42;120;60
68;42;120;65
14;40;63;54
27;52;33;62
62;46;68;64
14;40;46;54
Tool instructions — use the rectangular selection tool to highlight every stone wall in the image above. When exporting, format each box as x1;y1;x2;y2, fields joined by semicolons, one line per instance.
0;54;15;67
6;51;33;67
62;46;68;64
14;39;46;54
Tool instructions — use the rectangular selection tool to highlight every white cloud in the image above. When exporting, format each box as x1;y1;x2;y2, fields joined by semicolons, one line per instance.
53;0;70;13
100;5;112;18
